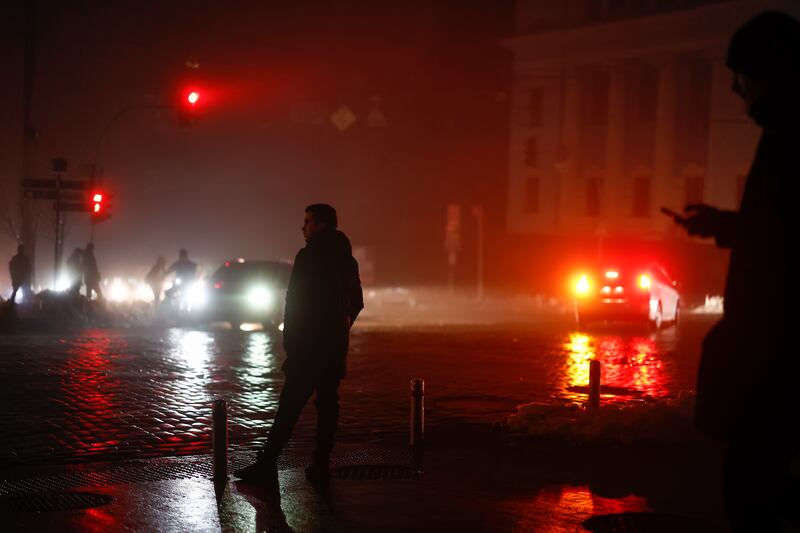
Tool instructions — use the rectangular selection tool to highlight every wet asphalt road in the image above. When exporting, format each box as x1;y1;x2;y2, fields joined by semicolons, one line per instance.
0;313;716;467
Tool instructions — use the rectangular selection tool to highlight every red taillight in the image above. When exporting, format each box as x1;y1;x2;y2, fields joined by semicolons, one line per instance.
214;282;223;289
638;275;651;290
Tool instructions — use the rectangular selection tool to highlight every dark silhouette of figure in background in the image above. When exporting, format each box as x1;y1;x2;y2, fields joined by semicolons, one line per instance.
8;244;32;304
236;203;363;489
675;11;800;532
65;248;84;296
165;249;198;302
145;256;167;303
82;243;103;301
167;249;197;284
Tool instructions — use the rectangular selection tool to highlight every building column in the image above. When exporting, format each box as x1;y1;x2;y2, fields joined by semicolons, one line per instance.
603;63;625;232
653;56;677;233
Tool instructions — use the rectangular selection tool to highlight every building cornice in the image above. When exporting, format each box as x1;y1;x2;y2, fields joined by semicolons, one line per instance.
503;0;798;64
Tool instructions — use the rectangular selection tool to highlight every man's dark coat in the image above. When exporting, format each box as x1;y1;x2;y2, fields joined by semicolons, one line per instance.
695;97;797;438
282;228;363;378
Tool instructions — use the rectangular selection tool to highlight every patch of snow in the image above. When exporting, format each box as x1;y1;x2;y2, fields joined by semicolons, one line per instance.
506;391;707;445
691;295;724;315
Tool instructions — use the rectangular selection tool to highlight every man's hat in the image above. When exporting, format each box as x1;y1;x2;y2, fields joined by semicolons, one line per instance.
727;11;800;81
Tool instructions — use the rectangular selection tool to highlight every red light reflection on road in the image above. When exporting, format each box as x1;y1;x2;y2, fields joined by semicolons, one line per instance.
561;332;671;401
63;330;121;454
511;485;649;531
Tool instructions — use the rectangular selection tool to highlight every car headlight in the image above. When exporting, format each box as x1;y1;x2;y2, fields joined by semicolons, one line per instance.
247;285;274;310
185;282;208;310
575;275;591;297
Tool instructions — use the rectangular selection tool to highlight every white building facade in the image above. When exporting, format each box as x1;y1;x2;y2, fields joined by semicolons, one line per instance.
505;0;800;238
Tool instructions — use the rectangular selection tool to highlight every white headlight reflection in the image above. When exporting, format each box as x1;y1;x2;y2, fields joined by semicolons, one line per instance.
246;285;274;310
185;282;208;310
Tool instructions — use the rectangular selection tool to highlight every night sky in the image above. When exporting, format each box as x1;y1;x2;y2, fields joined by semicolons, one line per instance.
1;0;513;287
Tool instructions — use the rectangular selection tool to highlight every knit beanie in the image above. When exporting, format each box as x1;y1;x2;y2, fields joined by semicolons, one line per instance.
726;11;800;80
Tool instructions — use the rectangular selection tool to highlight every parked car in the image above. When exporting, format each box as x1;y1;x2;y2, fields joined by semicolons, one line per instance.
571;262;680;329
200;259;292;329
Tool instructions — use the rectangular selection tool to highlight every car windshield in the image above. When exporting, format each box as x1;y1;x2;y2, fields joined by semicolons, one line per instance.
211;262;291;287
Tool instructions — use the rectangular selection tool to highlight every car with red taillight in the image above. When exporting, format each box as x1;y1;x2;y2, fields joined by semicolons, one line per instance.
571;263;680;329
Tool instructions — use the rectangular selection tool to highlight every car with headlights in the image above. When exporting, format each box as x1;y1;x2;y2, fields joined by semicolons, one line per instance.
571;262;680;329
201;259;292;329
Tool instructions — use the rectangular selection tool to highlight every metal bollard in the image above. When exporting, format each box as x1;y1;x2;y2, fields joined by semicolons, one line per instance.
410;379;425;448
589;360;601;408
212;398;228;482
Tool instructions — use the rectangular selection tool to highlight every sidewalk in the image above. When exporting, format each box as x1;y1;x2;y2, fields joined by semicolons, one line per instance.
1;427;728;532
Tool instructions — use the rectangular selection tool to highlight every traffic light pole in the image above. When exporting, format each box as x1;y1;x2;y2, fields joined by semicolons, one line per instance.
53;174;63;287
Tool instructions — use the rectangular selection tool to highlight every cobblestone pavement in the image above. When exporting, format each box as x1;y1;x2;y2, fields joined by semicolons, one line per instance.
0;316;713;468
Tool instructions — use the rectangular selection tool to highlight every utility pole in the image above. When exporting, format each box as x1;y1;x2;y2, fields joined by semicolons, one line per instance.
51;158;67;286
21;0;39;285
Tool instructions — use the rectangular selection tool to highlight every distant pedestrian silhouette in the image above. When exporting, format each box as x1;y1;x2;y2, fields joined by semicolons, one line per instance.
145;256;167;303
65;248;84;296
235;203;363;490
8;244;32;304
675;11;800;533
82;243;103;301
165;249;198;302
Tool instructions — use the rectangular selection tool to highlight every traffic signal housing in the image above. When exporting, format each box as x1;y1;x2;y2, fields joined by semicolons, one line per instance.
90;191;113;222
178;87;201;128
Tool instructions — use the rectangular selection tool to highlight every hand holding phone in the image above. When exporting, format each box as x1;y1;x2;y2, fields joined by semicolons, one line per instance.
660;207;687;226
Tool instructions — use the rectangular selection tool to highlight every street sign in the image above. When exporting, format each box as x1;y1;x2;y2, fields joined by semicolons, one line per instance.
59;202;90;212
24;190;85;200
22;179;92;190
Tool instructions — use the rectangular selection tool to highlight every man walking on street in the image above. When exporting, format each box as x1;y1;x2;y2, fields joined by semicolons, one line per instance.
236;203;363;489
8;244;32;304
672;11;799;532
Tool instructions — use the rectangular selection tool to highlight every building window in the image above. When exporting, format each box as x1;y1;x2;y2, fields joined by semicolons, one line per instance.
636;64;657;122
632;177;651;217
586;178;601;216
523;136;538;168
688;59;712;125
529;88;543;127
685;176;704;205
525;177;540;214
587;71;609;125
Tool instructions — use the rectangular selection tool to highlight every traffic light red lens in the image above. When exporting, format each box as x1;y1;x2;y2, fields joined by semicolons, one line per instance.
94;204;101;213
93;193;103;202
187;91;200;105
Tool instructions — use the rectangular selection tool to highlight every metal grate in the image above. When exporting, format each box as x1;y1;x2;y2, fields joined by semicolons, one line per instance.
583;512;718;533
331;464;420;481
1;492;113;513
0;448;414;497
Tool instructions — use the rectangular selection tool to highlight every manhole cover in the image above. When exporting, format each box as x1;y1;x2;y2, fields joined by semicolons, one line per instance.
1;492;113;513
331;464;420;481
583;512;716;533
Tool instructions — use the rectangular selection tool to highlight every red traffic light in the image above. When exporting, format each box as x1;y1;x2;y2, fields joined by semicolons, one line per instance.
92;192;104;214
90;191;112;221
187;90;200;106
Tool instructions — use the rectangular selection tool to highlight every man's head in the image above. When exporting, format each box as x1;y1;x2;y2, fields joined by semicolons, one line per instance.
179;249;188;260
303;204;337;242
727;11;800;125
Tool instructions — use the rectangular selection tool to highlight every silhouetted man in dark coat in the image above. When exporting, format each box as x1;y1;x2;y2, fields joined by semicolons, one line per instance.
677;11;799;532
82;243;103;300
8;244;31;304
236;203;363;488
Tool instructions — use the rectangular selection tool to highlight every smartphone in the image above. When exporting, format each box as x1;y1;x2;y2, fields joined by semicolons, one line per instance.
660;207;687;226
